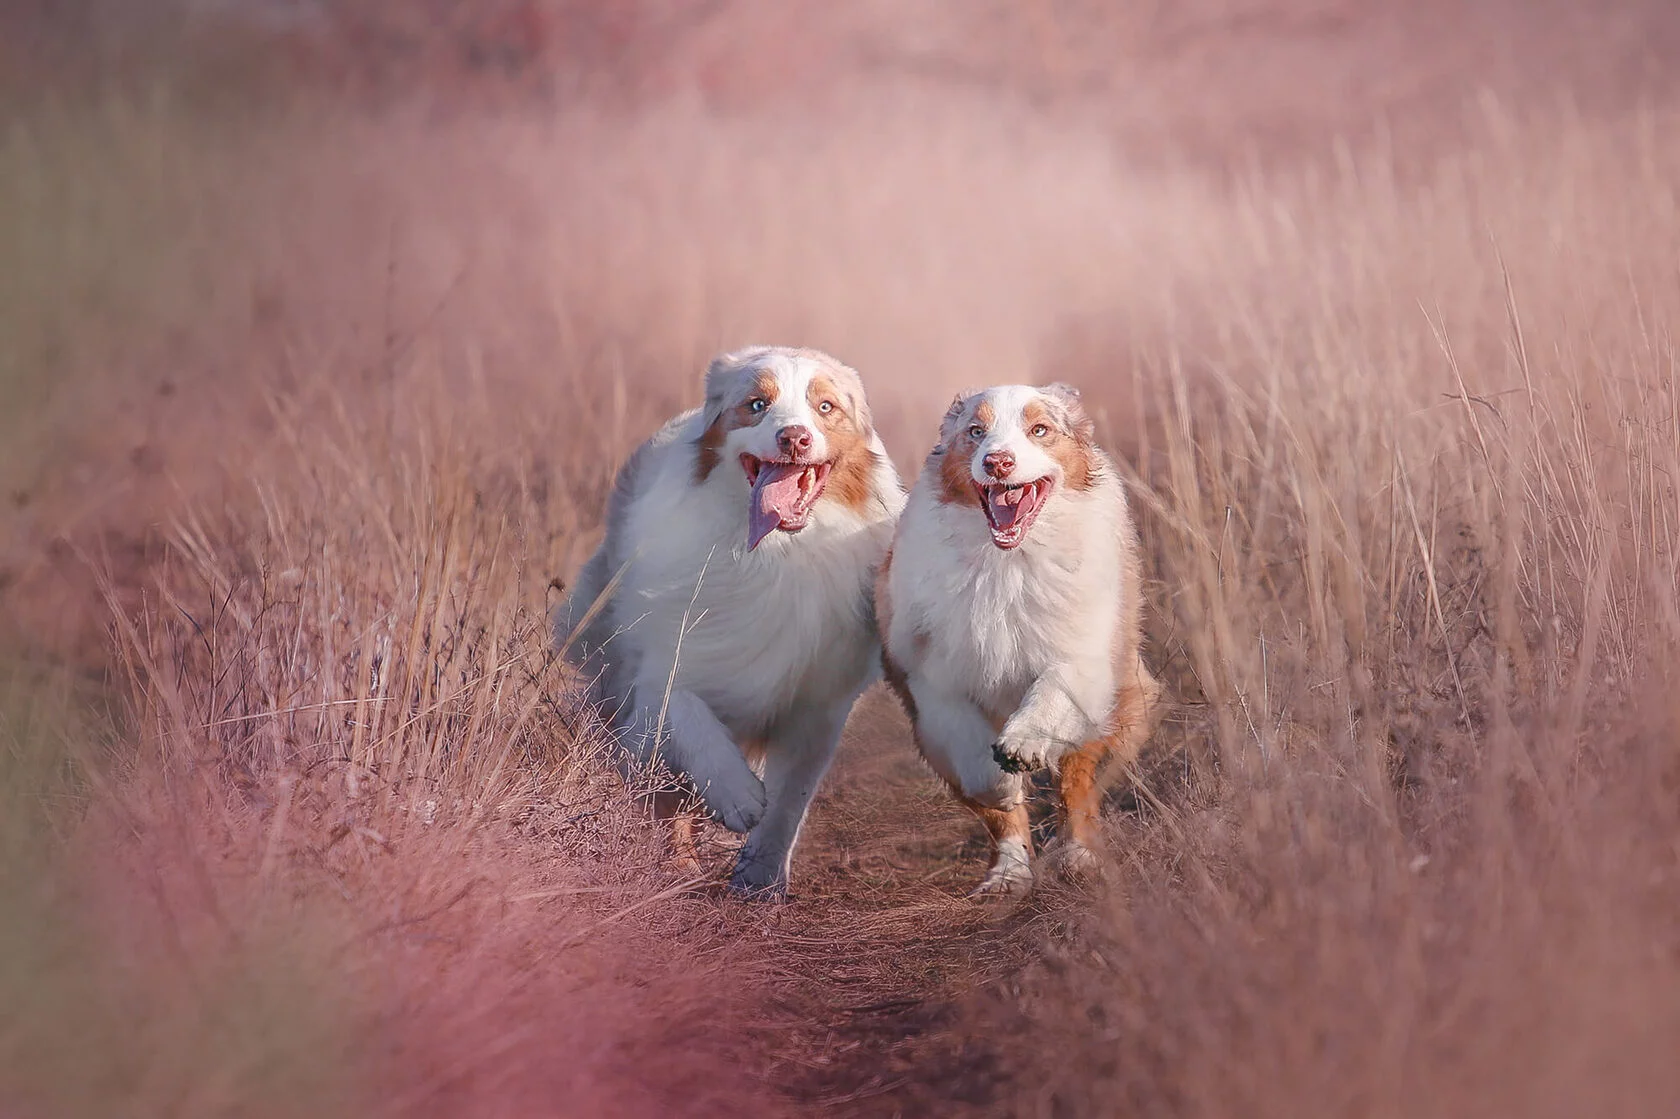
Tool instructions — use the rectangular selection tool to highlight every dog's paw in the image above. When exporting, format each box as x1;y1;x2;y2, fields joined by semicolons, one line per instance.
969;862;1033;900
968;838;1033;900
1045;840;1103;883
692;766;767;834
728;850;790;900
991;730;1052;774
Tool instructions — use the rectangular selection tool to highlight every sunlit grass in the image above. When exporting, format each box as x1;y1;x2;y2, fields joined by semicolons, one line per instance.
4;61;1680;1116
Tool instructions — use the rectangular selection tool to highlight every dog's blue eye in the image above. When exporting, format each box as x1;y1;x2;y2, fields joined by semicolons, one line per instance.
818;400;835;414
968;424;985;439
749;399;767;414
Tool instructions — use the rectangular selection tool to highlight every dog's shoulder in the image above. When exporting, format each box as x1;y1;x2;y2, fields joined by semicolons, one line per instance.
1088;446;1140;562
555;410;700;654
600;408;703;556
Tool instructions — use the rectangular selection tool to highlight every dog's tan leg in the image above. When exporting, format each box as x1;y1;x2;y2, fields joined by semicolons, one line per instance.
1056;740;1108;853
652;788;703;874
1105;667;1162;776
1054;671;1159;878
961;797;1034;897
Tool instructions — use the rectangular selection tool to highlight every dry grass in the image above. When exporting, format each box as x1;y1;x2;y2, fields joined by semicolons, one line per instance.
5;7;1680;1115
962;105;1680;1118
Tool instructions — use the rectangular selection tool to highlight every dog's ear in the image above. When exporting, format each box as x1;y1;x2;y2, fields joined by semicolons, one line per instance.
700;347;764;431
935;392;973;454
699;355;733;431
826;358;876;441
1041;382;1095;442
852;391;876;440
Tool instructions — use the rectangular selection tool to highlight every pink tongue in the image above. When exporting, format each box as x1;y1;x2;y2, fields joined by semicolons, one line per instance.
987;486;1037;530
749;464;808;549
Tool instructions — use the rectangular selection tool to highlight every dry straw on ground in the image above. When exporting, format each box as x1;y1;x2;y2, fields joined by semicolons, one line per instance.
4;7;1680;1114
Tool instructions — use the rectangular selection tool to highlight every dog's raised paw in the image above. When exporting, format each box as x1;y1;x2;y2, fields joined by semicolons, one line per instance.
695;769;767;834
991;732;1051;773
990;742;1030;774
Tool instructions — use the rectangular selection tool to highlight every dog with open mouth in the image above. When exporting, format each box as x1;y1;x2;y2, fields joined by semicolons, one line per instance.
553;346;904;897
876;383;1161;896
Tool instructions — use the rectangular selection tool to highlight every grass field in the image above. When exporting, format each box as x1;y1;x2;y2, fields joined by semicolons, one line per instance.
5;4;1680;1115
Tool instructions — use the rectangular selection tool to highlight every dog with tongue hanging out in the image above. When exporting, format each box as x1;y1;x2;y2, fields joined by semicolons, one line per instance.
876;383;1161;897
553;346;904;897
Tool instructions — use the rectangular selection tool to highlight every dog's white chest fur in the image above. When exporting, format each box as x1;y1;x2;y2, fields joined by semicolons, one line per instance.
876;380;1160;896
619;443;891;734
889;482;1124;713
555;344;908;897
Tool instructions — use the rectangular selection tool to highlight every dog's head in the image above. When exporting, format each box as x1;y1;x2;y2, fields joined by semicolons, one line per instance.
934;383;1099;550
695;346;879;550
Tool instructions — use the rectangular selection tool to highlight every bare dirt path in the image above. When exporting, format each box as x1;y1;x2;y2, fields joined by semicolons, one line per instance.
741;691;1022;1114
717;686;1165;1116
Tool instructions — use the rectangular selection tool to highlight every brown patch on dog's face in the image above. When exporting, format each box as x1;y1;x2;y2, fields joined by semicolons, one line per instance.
695;368;780;483
937;397;993;505
1020;396;1095;492
807;372;876;511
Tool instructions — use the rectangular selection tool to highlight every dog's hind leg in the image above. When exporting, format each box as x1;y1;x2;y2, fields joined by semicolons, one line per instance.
729;700;851;898
1051;740;1108;880
1052;670;1160;880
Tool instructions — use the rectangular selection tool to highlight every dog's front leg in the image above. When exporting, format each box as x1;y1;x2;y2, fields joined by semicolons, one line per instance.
992;664;1109;773
905;678;1033;896
728;699;852;899
908;677;1025;808
624;680;766;834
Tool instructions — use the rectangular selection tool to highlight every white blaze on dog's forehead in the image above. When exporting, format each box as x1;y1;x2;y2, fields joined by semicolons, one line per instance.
722;347;857;403
969;385;1063;485
700;346;888;548
714;350;829;463
709;345;814;406
980;385;1044;427
758;362;819;440
976;384;1077;431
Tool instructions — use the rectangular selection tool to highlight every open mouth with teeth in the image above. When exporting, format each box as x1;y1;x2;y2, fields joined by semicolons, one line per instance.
976;477;1053;549
742;454;832;549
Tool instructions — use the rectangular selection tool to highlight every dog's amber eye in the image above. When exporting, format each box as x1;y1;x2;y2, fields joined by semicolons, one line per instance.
1030;423;1049;438
818;400;835;415
967;423;985;439
748;398;768;414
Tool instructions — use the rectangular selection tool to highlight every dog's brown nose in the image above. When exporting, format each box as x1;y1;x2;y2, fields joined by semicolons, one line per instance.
777;425;814;457
982;450;1015;479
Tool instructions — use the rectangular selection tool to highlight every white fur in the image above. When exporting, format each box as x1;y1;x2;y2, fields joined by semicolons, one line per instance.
975;836;1033;896
890;476;1126;768
555;346;904;897
728;348;835;467
965;383;1065;486
884;384;1157;894
890;386;1129;773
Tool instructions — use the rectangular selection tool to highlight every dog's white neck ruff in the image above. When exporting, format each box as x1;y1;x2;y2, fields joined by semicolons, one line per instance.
892;456;1127;704
608;408;903;736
